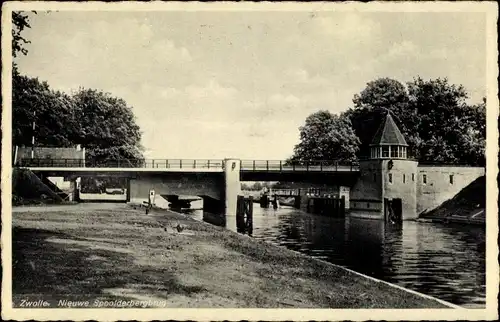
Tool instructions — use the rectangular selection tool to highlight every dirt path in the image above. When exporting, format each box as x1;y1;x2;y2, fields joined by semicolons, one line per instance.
12;203;450;308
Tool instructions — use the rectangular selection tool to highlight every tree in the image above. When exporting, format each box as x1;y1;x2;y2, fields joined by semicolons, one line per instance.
12;11;36;71
72;88;144;163
12;74;79;147
289;110;360;162
12;11;32;58
407;77;485;165
345;78;418;158
12;75;144;163
344;77;485;165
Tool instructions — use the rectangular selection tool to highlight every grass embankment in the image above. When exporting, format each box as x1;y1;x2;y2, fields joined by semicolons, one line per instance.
12;168;63;206
12;204;448;308
420;176;486;225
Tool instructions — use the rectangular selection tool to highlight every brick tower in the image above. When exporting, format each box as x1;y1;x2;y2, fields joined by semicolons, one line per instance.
349;112;418;220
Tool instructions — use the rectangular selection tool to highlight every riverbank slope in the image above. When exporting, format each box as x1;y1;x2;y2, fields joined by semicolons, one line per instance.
12;203;450;308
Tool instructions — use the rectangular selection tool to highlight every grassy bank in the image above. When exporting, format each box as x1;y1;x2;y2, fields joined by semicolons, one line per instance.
12;203;449;308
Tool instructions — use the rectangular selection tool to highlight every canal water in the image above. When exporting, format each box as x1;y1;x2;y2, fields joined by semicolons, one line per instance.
184;203;486;308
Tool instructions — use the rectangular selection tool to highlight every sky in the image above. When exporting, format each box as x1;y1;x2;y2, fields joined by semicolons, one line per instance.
16;10;487;160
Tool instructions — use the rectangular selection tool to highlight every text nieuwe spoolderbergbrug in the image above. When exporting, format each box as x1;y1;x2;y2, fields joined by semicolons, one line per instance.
19;299;169;308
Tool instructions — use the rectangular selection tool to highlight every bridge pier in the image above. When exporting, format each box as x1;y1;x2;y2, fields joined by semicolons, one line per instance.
224;158;241;217
68;178;80;202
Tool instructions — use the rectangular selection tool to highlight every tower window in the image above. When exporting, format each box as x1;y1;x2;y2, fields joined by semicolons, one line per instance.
388;173;393;183
382;146;389;158
391;146;398;158
412;173;415;181
403;174;406;183
450;175;454;184
423;174;427;184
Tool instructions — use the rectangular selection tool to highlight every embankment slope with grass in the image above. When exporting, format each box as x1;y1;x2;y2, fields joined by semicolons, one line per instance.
12;168;63;205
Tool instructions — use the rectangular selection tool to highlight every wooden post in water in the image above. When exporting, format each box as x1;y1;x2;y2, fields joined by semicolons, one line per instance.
236;195;253;235
247;196;253;235
236;196;244;232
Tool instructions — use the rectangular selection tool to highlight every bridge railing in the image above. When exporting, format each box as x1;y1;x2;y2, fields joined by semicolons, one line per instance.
240;160;359;172
17;158;225;169
17;158;359;172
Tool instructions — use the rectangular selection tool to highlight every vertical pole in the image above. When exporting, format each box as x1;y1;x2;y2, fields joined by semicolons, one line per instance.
266;160;269;171
253;160;255;171
31;111;36;159
180;159;183;168
208;160;210;169
248;196;253;235
14;146;18;166
280;160;282;172
193;159;196;168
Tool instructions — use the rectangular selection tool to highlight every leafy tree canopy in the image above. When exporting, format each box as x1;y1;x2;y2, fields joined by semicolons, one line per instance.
13;74;144;162
289;110;360;163
290;77;485;166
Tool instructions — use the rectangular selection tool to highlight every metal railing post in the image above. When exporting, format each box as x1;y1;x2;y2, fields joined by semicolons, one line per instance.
280;160;282;172
208;160;210;169
193;160;196;168
253;160;256;171
180;159;183;168
152;159;155;168
266;160;269;171
166;159;168;168
320;161;323;171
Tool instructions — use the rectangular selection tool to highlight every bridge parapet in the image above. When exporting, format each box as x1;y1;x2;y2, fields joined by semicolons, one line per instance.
16;158;360;173
240;160;359;172
17;158;224;169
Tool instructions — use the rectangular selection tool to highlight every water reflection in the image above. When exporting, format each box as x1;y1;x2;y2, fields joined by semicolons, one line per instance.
182;205;485;308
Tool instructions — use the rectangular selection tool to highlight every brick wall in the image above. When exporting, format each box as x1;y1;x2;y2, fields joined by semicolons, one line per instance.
416;166;485;214
16;146;85;161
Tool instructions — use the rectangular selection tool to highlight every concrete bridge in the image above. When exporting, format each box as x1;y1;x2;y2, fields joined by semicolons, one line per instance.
17;158;360;216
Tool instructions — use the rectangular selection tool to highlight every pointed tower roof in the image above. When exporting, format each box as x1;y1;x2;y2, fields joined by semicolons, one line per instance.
370;112;408;146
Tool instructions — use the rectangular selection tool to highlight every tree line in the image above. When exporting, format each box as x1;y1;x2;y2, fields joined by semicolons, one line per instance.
12;12;144;164
289;78;486;166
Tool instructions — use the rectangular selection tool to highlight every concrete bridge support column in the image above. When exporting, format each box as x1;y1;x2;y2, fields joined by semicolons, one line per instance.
68;178;80;202
224;158;241;219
